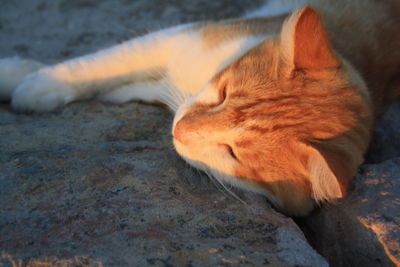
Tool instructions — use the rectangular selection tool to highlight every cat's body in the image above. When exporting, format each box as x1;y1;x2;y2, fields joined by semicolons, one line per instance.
1;0;399;215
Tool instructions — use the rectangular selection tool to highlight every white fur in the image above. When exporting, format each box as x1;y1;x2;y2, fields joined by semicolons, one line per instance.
8;23;193;111
98;79;168;104
308;147;343;202
97;77;188;112
168;34;268;95
12;70;75;111
4;24;266;112
52;23;193;86
0;57;43;100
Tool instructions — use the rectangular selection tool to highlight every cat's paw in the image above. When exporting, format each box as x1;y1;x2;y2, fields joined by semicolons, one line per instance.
11;71;75;112
0;57;44;100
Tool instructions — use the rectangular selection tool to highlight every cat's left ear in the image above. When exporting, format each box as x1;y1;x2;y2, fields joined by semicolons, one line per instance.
280;6;340;71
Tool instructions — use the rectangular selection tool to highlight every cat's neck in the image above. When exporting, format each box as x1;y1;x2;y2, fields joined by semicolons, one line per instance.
313;0;400;115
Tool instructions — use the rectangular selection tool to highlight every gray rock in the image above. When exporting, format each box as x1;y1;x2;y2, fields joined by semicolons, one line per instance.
301;158;400;267
367;103;400;163
0;102;325;266
277;227;328;267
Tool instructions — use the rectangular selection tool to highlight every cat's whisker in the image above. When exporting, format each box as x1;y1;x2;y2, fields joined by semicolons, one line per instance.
156;78;180;108
159;90;179;111
157;83;178;107
164;80;186;106
165;67;188;105
203;170;234;199
179;90;188;105
162;82;178;102
202;170;225;192
167;85;187;109
171;82;186;104
164;100;178;111
204;170;247;205
158;96;175;110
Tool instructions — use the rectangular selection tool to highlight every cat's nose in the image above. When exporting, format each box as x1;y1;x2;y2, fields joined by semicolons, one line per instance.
173;121;185;144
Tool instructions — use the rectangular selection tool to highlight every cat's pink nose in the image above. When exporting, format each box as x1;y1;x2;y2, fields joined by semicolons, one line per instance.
173;121;185;144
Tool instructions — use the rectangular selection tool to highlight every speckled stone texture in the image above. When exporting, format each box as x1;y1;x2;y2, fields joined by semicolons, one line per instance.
0;102;326;266
0;0;328;266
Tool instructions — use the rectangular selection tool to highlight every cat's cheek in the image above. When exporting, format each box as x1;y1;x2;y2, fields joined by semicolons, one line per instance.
173;140;237;175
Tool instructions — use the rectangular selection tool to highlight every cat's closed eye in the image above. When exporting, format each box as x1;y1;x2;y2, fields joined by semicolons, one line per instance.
221;144;238;161
219;84;228;104
209;83;227;108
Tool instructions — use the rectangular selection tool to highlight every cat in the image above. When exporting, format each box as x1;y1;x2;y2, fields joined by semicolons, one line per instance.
0;0;400;216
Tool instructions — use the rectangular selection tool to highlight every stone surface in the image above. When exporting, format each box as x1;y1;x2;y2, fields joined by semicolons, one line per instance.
0;0;327;266
367;103;400;164
299;104;400;267
0;103;326;266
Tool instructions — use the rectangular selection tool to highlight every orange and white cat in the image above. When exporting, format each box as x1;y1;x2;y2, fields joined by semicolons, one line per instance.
1;0;399;216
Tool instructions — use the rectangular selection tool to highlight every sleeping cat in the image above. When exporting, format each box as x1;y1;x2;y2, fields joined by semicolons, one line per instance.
0;0;399;216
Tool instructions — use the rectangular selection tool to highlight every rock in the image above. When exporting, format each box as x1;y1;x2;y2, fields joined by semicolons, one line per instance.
367;103;400;163
276;227;327;266
0;102;326;266
299;158;400;267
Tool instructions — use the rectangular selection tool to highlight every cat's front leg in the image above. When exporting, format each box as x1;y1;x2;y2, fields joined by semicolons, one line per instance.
11;69;76;111
8;23;194;112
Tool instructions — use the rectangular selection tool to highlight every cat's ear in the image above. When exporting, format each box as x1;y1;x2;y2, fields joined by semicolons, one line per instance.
299;142;347;203
280;6;340;71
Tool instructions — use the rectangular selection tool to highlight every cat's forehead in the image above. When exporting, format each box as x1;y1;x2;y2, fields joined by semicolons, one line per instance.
226;38;282;80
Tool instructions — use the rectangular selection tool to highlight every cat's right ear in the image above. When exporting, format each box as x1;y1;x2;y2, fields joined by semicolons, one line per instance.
296;142;349;203
280;6;340;74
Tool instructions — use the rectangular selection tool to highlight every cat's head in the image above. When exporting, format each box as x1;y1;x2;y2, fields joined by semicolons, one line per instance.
172;7;372;216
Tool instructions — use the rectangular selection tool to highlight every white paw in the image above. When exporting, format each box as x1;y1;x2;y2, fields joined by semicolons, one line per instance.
0;57;44;100
11;71;75;112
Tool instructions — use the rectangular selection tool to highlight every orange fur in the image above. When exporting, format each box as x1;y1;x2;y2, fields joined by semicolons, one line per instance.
174;1;399;215
293;7;339;70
